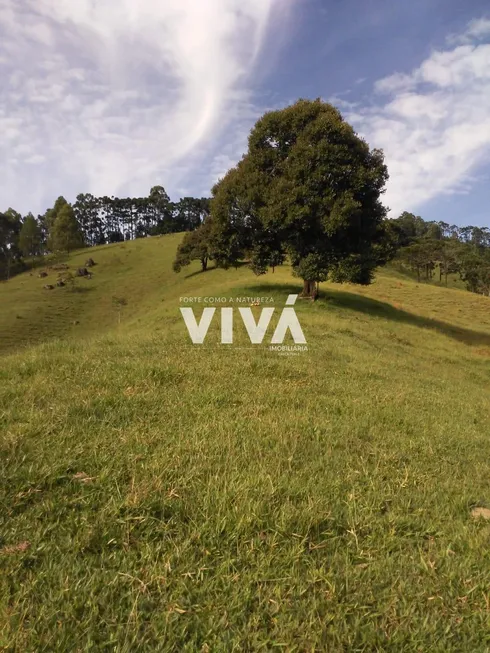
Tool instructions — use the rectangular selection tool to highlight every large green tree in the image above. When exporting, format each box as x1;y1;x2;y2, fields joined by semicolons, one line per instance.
210;99;389;298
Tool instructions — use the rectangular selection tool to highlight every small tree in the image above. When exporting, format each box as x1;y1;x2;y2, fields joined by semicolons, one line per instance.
173;219;214;273
459;250;490;295
39;196;69;247
0;210;22;280
397;243;430;282
436;240;460;286
19;213;42;257
112;296;128;324
48;204;84;253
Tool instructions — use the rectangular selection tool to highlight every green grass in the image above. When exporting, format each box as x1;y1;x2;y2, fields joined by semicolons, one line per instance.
1;236;490;651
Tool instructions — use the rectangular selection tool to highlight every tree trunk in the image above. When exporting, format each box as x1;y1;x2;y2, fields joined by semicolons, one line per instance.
201;257;208;272
301;279;318;300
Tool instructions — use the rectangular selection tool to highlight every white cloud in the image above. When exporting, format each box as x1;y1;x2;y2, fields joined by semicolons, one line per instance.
25;155;46;165
348;24;490;216
447;17;490;45
0;0;283;213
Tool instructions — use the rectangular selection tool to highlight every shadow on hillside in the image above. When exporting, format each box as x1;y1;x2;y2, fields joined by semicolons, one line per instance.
243;281;302;294
328;290;490;348
246;282;490;348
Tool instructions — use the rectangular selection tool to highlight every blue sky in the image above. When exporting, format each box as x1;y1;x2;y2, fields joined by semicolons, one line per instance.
1;1;489;227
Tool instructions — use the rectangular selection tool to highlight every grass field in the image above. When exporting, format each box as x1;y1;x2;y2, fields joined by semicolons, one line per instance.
1;235;490;651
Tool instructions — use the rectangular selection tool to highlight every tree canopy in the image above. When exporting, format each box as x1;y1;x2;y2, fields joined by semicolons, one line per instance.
210;99;390;297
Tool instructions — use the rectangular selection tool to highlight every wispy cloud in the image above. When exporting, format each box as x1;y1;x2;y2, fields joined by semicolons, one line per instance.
0;0;282;214
346;20;490;216
447;17;490;45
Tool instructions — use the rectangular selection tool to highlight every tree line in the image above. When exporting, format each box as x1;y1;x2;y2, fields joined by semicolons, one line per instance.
388;212;490;295
0;188;210;279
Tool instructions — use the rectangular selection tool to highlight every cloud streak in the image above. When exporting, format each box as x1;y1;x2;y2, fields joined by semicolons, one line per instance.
0;0;280;214
2;6;489;222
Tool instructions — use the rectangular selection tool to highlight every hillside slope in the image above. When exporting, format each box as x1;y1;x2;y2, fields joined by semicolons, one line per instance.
0;235;184;354
1;236;490;650
2;233;490;354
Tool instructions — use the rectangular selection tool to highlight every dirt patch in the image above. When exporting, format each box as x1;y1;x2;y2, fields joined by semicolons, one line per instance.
73;471;96;484
474;348;490;357
471;507;490;520
0;541;30;555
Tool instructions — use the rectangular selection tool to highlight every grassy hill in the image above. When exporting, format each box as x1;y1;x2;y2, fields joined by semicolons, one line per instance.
0;235;187;354
1;235;490;650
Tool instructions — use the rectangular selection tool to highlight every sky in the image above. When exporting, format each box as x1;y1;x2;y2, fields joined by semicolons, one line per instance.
1;0;489;227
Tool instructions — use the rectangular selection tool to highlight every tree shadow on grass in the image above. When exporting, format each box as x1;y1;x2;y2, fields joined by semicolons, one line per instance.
183;265;217;279
244;282;490;348
328;290;490;348
243;281;303;296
